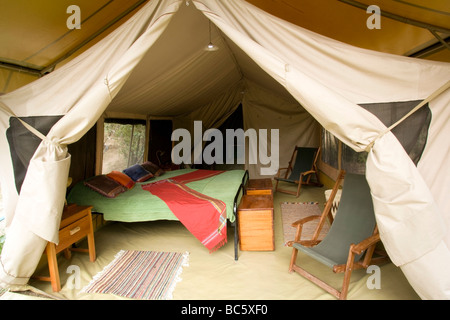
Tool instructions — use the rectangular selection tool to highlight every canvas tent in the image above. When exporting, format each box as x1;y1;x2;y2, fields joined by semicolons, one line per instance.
0;0;449;299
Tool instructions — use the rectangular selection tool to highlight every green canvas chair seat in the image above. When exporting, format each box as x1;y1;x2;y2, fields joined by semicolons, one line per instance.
275;146;322;197
288;171;389;300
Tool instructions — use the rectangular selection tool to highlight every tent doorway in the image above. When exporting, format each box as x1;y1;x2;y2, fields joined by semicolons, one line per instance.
201;104;245;171
149;119;173;169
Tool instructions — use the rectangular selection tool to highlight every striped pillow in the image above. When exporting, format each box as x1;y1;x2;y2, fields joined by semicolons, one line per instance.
107;171;135;189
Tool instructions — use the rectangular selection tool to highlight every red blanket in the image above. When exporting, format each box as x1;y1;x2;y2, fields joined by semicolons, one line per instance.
170;169;224;184
141;171;227;252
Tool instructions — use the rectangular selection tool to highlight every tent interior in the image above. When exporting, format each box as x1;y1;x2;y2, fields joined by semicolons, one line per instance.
0;0;449;301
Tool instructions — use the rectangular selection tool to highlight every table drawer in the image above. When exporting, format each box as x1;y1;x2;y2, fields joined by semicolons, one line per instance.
55;215;91;254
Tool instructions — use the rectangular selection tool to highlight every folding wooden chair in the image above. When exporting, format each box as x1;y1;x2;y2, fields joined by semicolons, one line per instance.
287;171;389;300
275;146;322;197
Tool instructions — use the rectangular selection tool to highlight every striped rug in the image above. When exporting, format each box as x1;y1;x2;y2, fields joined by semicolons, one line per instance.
83;250;189;300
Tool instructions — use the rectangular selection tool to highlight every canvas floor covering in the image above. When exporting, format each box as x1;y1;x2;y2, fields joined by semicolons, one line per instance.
22;181;419;300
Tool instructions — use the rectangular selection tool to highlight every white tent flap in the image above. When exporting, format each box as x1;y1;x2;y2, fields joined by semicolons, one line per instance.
0;0;449;299
0;0;181;289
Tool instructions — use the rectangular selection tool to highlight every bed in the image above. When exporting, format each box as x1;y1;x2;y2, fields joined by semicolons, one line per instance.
67;168;248;259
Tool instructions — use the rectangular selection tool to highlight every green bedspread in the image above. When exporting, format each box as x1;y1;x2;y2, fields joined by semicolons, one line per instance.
67;169;245;223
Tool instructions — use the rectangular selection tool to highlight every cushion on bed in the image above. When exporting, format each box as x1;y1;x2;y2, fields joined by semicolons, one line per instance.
141;161;165;177
84;175;127;198
107;171;135;189
123;164;154;182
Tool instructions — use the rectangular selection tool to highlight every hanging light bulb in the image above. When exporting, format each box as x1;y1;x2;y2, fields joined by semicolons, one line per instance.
205;20;219;51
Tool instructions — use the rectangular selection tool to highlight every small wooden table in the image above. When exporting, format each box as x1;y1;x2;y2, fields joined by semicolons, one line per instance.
238;195;274;251
34;204;96;292
246;178;273;197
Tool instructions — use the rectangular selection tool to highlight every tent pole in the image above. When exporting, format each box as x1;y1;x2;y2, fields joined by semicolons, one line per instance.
428;30;450;51
128;125;136;167
0;61;42;77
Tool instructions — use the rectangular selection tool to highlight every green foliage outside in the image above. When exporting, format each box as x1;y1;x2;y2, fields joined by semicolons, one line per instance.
103;122;146;172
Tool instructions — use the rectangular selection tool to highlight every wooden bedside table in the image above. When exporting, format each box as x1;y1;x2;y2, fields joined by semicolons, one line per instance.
246;178;273;197
34;204;96;292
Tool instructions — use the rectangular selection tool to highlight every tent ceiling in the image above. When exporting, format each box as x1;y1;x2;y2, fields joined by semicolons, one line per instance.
108;5;243;116
108;3;293;116
0;0;147;72
0;0;449;95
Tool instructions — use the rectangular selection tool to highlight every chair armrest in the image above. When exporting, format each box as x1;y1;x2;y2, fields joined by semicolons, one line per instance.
287;239;321;247
291;215;321;227
288;215;322;246
351;234;380;255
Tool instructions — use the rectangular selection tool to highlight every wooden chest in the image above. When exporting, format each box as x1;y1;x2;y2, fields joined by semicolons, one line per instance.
246;178;273;197
238;195;274;251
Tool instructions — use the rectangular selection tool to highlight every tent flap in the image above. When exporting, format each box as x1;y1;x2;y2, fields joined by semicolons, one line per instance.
0;0;449;299
0;0;182;289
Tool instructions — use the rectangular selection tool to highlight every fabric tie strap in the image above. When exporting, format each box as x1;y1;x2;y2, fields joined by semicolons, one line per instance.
364;80;450;152
0;101;54;145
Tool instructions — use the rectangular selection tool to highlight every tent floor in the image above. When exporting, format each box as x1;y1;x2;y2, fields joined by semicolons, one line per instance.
26;182;419;300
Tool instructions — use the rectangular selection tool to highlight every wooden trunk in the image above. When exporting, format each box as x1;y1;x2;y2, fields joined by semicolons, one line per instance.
246;178;273;197
238;194;274;251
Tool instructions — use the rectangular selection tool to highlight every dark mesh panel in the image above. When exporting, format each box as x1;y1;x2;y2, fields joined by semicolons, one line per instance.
6;116;62;193
341;100;431;173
